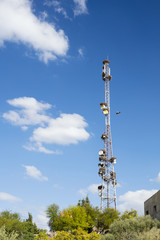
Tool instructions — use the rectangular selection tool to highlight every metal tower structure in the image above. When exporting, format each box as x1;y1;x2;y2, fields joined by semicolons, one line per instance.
98;59;117;211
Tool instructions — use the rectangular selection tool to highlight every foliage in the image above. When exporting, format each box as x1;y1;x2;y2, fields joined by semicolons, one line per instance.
58;205;89;231
101;233;114;240
46;202;97;232
0;211;42;240
120;209;138;220
53;228;101;239
106;215;160;240
136;227;160;240
78;197;99;233
52;231;71;240
97;208;120;233
0;211;20;221
0;226;18;240
35;232;48;240
26;212;33;223
46;204;60;231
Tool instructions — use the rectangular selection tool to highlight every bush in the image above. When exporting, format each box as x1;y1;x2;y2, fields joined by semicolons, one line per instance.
101;233;114;240
35;232;48;240
108;215;160;240
0;226;18;240
97;208;119;233
136;227;160;240
53;228;101;239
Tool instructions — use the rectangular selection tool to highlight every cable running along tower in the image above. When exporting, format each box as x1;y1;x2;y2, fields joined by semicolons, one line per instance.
98;59;117;211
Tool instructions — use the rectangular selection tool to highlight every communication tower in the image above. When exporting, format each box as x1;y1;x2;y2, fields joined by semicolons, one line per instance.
98;59;117;211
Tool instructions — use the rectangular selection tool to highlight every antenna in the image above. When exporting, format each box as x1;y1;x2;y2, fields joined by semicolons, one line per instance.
98;59;117;211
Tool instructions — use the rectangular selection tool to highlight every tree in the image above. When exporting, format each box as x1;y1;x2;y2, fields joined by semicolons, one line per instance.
121;209;138;220
97;208;120;233
26;212;33;223
59;206;89;231
0;210;43;240
0;211;20;221
46;204;60;231
77;197;99;232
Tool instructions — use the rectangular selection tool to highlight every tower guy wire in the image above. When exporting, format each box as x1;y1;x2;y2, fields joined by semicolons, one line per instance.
98;59;117;211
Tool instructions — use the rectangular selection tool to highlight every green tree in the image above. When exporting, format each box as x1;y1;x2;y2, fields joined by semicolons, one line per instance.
121;209;138;220
46;204;60;231
26;212;33;223
0;211;20;220
97;208;120;233
77;197;100;232
59;205;89;231
0;210;43;240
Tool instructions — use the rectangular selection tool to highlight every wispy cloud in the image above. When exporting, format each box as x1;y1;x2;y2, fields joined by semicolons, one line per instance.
150;172;160;182
44;0;70;19
0;0;69;63
78;48;84;57
53;184;63;190
0;193;22;202
73;0;88;16
3;97;90;154
118;189;158;214
23;165;48;181
23;142;60;155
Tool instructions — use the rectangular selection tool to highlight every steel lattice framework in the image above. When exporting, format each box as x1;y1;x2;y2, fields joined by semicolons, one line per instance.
98;59;117;211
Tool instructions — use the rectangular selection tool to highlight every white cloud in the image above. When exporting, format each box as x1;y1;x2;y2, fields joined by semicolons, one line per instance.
3;97;51;127
78;183;100;197
0;193;22;202
3;97;90;153
31;113;90;145
150;172;160;182
118;189;158;215
35;211;49;230
88;184;99;194
23;165;48;181
0;0;69;63
73;0;88;16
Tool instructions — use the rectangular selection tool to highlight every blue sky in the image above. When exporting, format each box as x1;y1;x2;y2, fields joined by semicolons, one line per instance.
0;0;160;229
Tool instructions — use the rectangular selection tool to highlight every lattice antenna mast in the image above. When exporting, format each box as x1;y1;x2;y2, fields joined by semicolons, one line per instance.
98;59;117;211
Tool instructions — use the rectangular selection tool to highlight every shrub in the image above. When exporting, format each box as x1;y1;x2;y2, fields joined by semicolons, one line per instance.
136;227;160;240
101;233;114;240
108;215;160;240
53;228;101;239
34;232;48;240
0;226;18;240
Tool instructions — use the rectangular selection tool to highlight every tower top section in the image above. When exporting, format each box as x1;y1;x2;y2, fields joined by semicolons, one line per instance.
103;59;110;64
102;59;112;81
